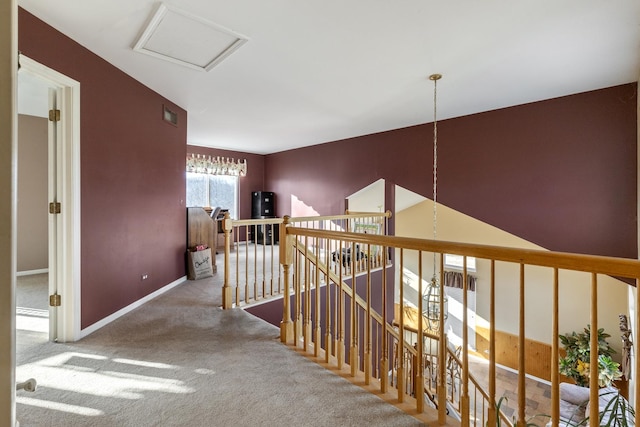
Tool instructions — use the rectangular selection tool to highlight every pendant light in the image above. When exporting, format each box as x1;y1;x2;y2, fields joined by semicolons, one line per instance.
424;73;448;331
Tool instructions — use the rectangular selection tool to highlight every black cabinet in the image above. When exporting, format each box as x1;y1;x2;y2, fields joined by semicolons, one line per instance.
251;191;278;244
252;191;275;218
253;221;279;245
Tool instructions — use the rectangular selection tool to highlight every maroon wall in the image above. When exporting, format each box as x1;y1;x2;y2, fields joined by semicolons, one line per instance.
186;146;266;220
19;9;188;329
266;84;638;258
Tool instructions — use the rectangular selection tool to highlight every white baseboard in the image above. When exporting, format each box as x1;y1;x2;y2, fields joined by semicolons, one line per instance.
78;276;187;339
16;269;48;277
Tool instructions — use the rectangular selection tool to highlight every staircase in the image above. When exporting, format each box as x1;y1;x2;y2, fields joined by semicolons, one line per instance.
220;211;640;426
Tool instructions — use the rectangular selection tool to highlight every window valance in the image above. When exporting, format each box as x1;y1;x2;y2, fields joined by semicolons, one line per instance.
186;153;247;176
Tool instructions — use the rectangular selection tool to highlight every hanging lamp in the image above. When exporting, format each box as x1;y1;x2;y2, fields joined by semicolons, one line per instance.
423;73;448;331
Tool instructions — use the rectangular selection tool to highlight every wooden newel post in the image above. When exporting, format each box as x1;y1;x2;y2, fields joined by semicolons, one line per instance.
280;216;294;343
222;212;233;309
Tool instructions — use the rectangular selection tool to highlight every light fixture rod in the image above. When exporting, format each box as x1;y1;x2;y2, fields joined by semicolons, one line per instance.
430;74;442;276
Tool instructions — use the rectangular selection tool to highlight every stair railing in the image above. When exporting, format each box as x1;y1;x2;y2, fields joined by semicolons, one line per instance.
220;211;390;309
220;215;284;308
278;221;640;426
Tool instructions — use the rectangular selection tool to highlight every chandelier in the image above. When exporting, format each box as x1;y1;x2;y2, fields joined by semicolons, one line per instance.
423;73;448;331
186;154;247;176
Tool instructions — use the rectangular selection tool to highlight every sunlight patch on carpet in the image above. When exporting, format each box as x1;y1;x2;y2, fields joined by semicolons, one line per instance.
16;396;103;416
16;307;48;333
17;352;195;402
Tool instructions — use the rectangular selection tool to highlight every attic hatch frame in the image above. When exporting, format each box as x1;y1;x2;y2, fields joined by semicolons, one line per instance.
133;3;249;72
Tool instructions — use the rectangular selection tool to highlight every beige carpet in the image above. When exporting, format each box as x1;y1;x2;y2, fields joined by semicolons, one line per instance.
16;274;50;367
16;272;427;426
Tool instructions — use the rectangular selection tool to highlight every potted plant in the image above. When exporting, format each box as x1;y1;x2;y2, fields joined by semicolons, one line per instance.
559;325;622;387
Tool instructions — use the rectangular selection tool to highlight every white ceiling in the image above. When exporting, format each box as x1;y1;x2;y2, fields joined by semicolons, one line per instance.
18;0;640;155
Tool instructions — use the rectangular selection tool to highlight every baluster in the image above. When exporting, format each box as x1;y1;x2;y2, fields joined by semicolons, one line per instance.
438;253;447;423
461;257;470;426
333;243;339;361
350;241;359;376
380;245;389;394
337;240;345;369
325;238;332;363
413;342;419;398
304;236;311;351
279;216;293;343
268;225;274;296
260;228;266;299
277;235;282;295
295;239;303;345
235;225;244;307
314;236;321;358
373;321;379;380
551;268;559;426
487;260;497;426
246;226;252;304
517;264;526;426
416;251;424;413
363;243;371;384
222;212;233;309
397;248;405;402
588;273;599;424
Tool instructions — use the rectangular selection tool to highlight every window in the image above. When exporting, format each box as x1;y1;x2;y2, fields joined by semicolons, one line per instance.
186;172;239;219
444;254;476;272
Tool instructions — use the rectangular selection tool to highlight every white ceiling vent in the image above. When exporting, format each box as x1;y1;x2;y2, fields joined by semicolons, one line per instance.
133;4;248;72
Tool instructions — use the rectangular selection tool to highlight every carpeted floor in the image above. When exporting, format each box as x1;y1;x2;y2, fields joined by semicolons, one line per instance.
16;273;429;427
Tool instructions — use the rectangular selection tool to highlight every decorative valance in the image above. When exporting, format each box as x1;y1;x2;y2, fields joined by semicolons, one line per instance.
186;154;247;176
444;270;476;292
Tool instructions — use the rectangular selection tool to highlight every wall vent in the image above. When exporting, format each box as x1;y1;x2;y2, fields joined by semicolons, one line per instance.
163;105;178;126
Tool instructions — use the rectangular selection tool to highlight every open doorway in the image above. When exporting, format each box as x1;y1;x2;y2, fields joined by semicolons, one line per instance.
16;69;51;358
16;54;82;347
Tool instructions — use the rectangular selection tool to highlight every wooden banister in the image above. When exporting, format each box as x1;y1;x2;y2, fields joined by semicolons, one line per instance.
221;211;640;426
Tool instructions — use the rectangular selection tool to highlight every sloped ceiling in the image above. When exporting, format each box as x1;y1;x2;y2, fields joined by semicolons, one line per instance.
18;0;640;154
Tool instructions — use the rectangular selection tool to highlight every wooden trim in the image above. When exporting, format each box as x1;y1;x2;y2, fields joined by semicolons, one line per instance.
476;326;552;381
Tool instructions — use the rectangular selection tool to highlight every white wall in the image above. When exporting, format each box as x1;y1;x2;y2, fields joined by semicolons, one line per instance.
17;114;48;272
396;195;629;355
347;178;385;212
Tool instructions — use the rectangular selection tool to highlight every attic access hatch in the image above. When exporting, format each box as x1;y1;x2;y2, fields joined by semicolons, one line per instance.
133;3;248;72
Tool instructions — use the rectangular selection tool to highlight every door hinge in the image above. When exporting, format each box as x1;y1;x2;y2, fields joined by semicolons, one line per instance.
49;293;61;307
49;202;61;214
48;109;60;122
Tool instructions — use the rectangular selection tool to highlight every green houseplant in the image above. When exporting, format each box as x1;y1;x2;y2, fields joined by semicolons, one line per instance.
559;325;622;388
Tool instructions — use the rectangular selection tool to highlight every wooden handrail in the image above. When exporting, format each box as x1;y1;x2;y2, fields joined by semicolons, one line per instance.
232;217;284;226
286;227;640;279
290;211;391;224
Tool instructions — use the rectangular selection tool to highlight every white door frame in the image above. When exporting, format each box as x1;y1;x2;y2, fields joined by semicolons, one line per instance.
19;54;81;342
